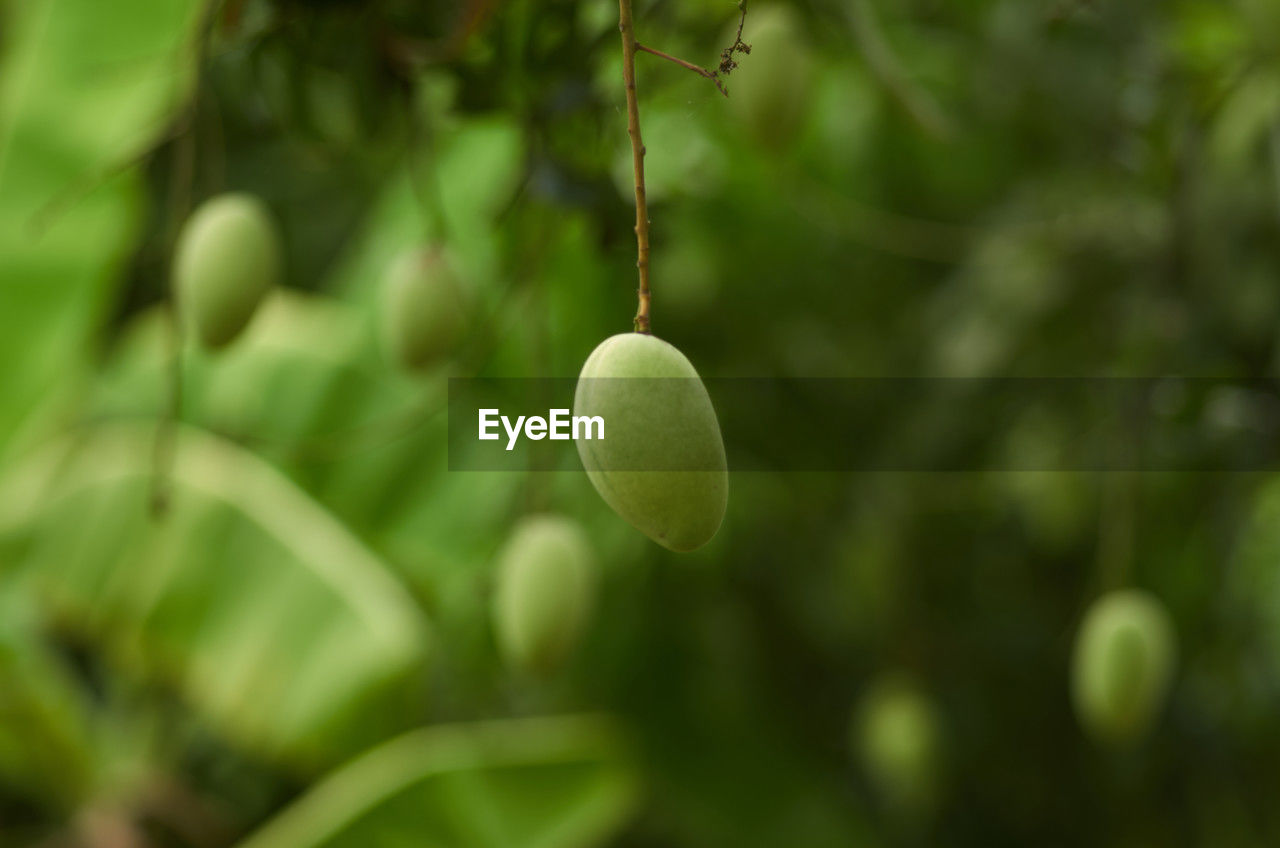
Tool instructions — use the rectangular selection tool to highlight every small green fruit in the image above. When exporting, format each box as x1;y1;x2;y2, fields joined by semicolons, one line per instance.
854;676;942;813
574;333;727;552
728;5;815;149
379;247;469;371
492;515;596;673
1071;589;1176;744
173;193;281;349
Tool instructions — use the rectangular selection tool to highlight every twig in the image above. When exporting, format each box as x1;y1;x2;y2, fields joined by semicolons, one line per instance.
152;0;220;518
717;1;751;78
617;2;750;330
407;89;452;244
633;2;750;98
845;0;952;139
149;305;183;517
618;0;652;334
200;72;227;196
1097;469;1135;591
636;43;728;97
1270;118;1280;230
26;116;193;236
150;107;195;519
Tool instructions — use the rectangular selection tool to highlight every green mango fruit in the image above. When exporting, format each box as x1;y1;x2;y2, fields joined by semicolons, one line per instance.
574;333;727;552
492;515;596;673
727;5;815;149
1071;589;1176;744
379;247;469;371
854;676;942;813
173;193;281;349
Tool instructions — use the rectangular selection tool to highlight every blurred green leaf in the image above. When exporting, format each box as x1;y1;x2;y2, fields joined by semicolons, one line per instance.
0;420;433;769
0;600;96;810
1233;478;1280;667
0;0;198;457
1209;70;1280;172
328;116;524;306
236;714;639;848
93;292;526;599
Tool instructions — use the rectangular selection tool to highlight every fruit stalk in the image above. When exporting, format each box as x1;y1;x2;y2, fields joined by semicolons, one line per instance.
153;0;220;517
618;0;652;334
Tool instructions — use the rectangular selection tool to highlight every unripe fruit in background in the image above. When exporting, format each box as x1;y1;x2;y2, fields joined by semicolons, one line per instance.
1071;589;1176;744
727;5;815;149
853;676;942;814
492;515;596;673
379;247;469;371
574;334;728;552
173;193;281;349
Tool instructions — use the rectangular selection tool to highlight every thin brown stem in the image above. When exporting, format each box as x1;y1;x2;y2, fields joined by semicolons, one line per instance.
618;0;652;333
1270;119;1280;229
150;104;195;519
730;1;748;48
845;0;951;139
407;89;452;245
149;304;183;518
636;43;728;96
152;0;219;518
27;115;192;236
716;1;751;79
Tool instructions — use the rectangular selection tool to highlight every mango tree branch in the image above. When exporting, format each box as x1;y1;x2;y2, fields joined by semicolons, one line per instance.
717;1;751;77
618;0;652;333
634;2;750;99
636;43;728;97
618;1;749;332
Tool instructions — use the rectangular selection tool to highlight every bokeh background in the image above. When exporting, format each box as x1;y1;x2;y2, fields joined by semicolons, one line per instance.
3;0;1280;845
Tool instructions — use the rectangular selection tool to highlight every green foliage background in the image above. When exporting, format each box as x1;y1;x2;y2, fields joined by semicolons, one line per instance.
2;0;1280;845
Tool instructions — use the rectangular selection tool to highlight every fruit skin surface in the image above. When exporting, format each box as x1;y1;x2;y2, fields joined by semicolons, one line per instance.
173;193;281;349
1071;589;1177;744
492;515;596;673
379;247;469;371
574;333;727;552
854;676;942;813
